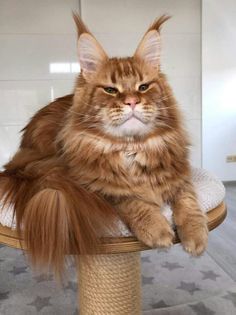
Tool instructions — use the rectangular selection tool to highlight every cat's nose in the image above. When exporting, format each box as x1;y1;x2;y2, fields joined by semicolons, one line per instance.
124;96;140;110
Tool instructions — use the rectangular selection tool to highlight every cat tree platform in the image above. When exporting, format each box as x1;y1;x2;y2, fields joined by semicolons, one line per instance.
0;168;227;315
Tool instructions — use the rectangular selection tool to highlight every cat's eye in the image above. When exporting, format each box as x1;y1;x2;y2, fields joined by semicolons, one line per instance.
104;87;118;94
138;84;149;92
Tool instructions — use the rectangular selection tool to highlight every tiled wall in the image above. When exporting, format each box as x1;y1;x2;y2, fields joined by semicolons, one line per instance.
0;0;201;168
0;0;79;168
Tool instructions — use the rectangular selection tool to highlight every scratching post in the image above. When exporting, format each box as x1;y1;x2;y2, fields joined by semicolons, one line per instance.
78;252;142;315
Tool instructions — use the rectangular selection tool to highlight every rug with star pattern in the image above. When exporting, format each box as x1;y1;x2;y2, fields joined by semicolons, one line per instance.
0;243;236;314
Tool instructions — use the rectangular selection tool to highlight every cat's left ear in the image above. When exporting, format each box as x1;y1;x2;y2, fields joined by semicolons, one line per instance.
134;30;161;70
134;15;170;70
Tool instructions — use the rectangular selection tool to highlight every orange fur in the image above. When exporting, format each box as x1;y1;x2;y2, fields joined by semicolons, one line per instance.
0;14;208;276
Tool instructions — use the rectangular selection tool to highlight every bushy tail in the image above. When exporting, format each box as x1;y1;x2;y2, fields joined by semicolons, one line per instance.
0;155;119;278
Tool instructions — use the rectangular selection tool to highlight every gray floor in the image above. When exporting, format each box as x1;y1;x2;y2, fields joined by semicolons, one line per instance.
0;183;235;314
207;182;236;281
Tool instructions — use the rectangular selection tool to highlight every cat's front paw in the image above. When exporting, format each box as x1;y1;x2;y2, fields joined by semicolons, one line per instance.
177;220;208;256
133;216;175;249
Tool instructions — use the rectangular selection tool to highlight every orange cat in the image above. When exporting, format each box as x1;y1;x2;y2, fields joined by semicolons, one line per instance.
0;14;208;276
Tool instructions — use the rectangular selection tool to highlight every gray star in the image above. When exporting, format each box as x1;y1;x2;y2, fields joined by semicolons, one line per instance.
177;281;201;295
201;270;220;281
34;274;54;283
161;261;184;271
151;300;168;309
141;256;151;263
189;302;215;315
142;275;154;285
28;296;52;312
64;281;77;292
223;291;236;307
0;291;10;301
157;248;169;253
9;266;28;275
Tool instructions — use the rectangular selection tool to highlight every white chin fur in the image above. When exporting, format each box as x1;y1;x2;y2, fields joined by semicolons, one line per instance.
105;117;152;137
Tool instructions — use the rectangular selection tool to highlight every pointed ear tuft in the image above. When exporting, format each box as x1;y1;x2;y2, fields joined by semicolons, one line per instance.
78;33;108;78
72;12;91;37
134;30;161;69
134;15;170;69
146;15;171;33
72;13;108;79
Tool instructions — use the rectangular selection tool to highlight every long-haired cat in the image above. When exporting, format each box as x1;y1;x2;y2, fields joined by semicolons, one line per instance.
0;14;208;277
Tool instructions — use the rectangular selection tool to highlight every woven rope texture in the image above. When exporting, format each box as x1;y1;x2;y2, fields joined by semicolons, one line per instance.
78;252;142;315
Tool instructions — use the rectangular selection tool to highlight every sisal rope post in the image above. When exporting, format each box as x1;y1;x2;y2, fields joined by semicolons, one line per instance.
78;252;142;315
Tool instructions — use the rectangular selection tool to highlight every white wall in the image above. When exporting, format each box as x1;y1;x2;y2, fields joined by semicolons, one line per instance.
81;0;202;167
0;0;201;168
202;0;236;181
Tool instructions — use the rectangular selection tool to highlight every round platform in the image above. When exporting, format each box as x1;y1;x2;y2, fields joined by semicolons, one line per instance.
0;202;227;253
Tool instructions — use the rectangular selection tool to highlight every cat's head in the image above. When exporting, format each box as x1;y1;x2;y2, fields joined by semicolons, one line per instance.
72;14;177;140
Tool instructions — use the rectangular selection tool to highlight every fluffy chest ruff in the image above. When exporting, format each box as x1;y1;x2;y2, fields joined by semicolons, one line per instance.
59;128;190;203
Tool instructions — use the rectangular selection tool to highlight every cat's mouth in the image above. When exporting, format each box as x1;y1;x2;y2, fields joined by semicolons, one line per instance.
121;112;146;125
105;111;153;137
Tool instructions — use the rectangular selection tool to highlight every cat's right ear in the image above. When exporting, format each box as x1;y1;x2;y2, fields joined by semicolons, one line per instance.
73;13;108;80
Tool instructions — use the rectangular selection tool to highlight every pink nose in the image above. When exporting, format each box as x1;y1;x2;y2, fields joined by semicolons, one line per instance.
124;96;140;110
